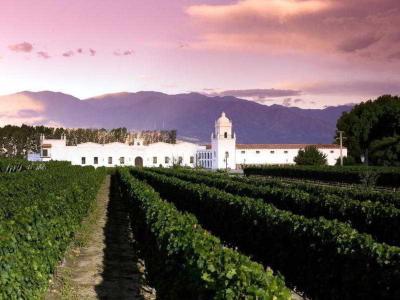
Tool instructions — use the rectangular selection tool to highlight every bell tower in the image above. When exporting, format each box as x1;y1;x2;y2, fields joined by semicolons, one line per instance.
211;112;236;169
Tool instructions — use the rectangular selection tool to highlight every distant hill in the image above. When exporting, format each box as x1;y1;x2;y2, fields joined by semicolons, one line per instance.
0;91;352;144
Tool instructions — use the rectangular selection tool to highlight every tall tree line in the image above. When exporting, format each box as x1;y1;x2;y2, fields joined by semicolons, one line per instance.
0;125;177;158
336;95;400;166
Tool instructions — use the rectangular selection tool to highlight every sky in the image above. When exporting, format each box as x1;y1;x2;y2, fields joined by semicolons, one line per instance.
0;0;399;108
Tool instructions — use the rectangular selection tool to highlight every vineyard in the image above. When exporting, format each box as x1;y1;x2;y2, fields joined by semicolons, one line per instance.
1;161;400;299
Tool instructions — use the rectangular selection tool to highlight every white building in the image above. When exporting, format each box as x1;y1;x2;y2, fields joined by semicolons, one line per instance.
33;112;347;168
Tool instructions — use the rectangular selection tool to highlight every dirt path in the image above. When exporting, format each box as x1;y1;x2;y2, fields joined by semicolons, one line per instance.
46;175;156;300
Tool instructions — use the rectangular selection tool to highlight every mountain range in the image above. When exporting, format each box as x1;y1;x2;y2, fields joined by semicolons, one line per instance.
0;91;352;144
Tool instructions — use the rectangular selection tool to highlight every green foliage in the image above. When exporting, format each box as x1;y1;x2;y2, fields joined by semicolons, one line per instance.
239;172;400;208
369;135;400;166
117;168;290;300
335;155;357;166
243;165;400;187
131;168;400;300
0;158;45;173
150;167;400;246
0;165;106;299
336;94;400;165
294;145;327;165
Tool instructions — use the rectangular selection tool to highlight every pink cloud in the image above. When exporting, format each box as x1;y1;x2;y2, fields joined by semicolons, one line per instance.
62;50;74;57
209;88;302;99
8;42;33;53
76;48;83;54
113;49;134;56
89;48;96;56
299;80;400;96
37;51;50;59
187;0;400;60
0;93;45;126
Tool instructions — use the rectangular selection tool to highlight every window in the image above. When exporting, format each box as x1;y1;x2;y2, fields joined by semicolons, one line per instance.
225;151;229;158
81;157;86;165
120;157;125;164
94;157;98;165
241;150;245;154
270;151;275;154
165;157;170;164
190;156;194;164
224;132;228;138
284;151;288;154
178;156;183;164
153;157;157;164
42;149;48;157
256;151;260;154
108;157;112;164
330;150;334;154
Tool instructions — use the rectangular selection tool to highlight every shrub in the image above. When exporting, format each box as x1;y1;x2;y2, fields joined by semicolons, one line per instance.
294;145;327;165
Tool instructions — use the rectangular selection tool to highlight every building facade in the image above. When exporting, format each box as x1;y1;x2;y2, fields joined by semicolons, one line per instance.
33;112;347;168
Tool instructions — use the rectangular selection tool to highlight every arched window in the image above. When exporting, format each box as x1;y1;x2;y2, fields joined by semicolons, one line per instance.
224;132;228;138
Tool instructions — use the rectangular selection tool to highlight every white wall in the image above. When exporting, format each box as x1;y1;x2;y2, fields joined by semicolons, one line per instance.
236;147;347;167
38;139;204;168
212;136;236;169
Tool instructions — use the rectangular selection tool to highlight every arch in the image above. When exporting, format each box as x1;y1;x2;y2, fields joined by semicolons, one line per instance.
134;156;143;167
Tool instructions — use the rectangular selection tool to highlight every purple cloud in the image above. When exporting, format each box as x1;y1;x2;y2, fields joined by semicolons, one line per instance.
302;80;400;96
388;52;400;60
338;34;381;53
76;48;83;54
187;0;400;61
212;88;302;99
37;51;50;59
62;50;74;57
282;98;292;107
9;42;33;53
113;49;134;56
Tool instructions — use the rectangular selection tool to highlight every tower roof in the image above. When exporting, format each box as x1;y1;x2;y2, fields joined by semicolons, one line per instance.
216;112;231;126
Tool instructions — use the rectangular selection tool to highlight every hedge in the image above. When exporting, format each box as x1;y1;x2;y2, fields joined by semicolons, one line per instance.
0;165;106;299
151;168;400;246
243;165;400;187
117;168;290;300
131;168;400;300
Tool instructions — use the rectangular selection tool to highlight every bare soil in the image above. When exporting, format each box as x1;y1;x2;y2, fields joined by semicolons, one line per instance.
46;175;156;300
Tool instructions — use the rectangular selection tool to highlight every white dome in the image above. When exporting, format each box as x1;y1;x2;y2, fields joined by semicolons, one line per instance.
216;112;231;126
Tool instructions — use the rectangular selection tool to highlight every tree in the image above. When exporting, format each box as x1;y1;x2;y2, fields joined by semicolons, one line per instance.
336;95;400;165
369;135;400;166
335;155;356;166
294;145;327;165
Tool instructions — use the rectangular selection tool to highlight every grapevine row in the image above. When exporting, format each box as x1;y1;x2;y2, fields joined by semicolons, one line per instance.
131;168;400;299
152;167;400;246
117;168;291;299
0;164;106;299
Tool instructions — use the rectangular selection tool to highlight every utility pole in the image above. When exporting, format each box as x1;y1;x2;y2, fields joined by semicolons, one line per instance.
337;131;346;166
